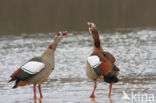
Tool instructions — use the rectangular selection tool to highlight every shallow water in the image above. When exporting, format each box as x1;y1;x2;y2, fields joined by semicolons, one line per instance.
0;29;156;103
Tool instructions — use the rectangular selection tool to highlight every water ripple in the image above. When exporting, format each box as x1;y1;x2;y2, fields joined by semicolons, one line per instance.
0;29;156;102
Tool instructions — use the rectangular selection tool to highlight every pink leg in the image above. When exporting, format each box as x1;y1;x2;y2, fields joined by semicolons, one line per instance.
90;81;97;98
109;83;112;98
33;99;37;103
38;84;43;98
33;84;37;99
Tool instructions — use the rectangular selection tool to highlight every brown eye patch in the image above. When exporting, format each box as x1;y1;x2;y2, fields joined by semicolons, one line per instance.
56;33;61;36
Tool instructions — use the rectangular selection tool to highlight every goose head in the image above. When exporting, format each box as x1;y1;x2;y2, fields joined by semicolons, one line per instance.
54;31;68;43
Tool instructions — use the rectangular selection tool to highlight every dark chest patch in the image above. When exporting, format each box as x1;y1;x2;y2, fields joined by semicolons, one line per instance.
102;52;106;56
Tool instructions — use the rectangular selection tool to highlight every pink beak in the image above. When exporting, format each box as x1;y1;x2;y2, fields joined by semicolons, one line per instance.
87;22;91;28
62;31;68;36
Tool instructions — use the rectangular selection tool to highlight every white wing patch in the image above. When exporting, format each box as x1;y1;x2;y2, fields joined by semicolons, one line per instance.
87;56;102;68
21;61;45;74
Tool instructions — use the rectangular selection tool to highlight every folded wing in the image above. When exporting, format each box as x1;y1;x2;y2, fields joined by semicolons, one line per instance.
9;59;45;88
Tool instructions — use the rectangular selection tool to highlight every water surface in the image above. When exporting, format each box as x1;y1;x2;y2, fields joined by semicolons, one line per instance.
0;29;156;103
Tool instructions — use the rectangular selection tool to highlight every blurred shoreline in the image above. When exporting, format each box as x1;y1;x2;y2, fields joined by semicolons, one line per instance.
1;0;156;35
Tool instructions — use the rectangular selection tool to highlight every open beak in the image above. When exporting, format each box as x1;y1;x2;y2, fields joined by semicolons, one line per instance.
62;31;68;36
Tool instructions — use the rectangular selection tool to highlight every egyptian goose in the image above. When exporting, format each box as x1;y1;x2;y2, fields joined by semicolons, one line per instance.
86;22;119;98
9;31;68;99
